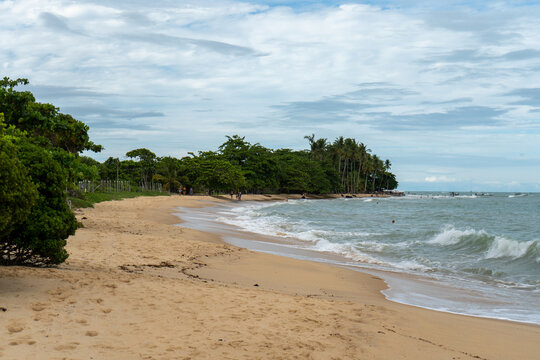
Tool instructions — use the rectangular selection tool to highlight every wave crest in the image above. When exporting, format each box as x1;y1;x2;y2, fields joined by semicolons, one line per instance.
429;226;539;261
428;226;485;245
485;237;538;259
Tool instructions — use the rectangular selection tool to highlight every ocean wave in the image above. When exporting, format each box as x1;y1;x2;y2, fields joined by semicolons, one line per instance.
309;239;381;263
403;194;479;200
386;259;432;272
484;237;538;259
294;229;375;242
428;226;539;262
427;225;485;245
508;194;528;198
463;267;507;278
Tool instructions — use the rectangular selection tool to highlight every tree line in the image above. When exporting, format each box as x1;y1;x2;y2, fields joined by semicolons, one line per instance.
0;77;397;266
80;134;397;195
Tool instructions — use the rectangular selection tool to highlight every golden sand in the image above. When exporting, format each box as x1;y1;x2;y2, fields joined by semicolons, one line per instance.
1;195;538;359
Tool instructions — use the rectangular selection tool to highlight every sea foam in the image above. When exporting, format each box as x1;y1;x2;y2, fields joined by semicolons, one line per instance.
484;237;537;259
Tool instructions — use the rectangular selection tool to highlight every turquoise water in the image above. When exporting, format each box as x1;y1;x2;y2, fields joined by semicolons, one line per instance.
213;193;540;324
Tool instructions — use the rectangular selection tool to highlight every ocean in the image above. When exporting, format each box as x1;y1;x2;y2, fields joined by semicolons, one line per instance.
177;192;540;325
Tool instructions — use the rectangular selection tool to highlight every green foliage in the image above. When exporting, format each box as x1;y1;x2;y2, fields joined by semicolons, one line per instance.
71;156;101;182
0;77;102;154
105;134;397;195
0;77;102;266
153;156;182;192
69;191;168;209
126;148;156;187
0;131;77;265
195;158;246;192
0;119;39;241
218;135;251;165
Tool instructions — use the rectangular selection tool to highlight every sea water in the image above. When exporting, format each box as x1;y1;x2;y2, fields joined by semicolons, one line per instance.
200;192;539;324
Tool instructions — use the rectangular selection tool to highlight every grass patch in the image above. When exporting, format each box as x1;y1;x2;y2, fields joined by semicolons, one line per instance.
69;191;169;209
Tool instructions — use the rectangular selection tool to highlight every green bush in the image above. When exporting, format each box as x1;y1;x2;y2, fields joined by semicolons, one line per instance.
0;127;77;265
0;132;38;241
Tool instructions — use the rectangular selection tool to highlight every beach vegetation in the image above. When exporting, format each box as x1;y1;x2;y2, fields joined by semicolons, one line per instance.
126;148;157;190
70;191;167;209
0;117;39;244
0;77;101;265
99;134;397;195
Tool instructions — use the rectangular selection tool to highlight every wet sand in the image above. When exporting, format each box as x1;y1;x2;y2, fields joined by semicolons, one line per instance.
1;195;538;359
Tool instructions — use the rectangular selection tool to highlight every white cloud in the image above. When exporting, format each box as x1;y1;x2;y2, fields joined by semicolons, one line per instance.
1;0;540;191
425;176;456;183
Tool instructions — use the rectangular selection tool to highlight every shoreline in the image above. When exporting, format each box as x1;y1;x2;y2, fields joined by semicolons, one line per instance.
1;195;539;359
175;197;540;326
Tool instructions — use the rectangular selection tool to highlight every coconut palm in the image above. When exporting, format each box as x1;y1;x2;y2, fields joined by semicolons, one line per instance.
304;134;327;161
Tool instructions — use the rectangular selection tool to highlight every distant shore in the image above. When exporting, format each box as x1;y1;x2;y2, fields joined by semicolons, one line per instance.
203;192;396;202
1;195;538;359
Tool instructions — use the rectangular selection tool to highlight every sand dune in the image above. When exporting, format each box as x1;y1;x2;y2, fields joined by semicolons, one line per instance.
1;195;539;359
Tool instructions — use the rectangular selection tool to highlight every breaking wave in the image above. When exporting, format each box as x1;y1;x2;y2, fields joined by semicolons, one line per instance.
428;225;539;262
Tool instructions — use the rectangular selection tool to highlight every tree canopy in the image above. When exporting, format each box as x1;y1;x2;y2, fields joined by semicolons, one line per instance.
94;134;397;195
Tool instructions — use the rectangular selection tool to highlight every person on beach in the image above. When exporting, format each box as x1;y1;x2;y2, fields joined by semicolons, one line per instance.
189;187;193;195
230;191;234;199
183;187;186;195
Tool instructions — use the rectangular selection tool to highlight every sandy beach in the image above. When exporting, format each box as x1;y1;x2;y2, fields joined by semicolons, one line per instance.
1;195;539;360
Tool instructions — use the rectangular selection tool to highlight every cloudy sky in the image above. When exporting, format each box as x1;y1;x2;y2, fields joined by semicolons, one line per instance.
2;0;540;191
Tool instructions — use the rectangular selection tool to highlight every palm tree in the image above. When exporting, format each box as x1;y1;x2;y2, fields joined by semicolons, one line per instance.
370;155;384;191
304;134;327;161
384;159;392;190
312;137;328;161
331;136;345;189
363;154;372;192
304;134;315;160
356;143;370;193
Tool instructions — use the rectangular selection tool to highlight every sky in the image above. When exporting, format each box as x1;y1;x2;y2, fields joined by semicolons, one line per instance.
1;0;540;192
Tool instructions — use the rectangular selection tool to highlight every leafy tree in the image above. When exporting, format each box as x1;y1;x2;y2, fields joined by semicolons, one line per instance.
0;77;102;154
126;148;156;188
0;78;101;265
218;135;250;165
153;156;182;192
241;144;279;192
274;149;311;193
72;156;101;182
195;158;246;193
1;125;77;265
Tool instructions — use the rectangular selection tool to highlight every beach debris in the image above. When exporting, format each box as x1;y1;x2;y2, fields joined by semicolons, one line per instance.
253;283;259;287
0;307;7;312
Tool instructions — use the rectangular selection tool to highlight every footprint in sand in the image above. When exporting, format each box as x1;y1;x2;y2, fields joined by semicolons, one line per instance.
85;330;98;337
7;323;24;334
31;303;47;312
55;342;79;350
